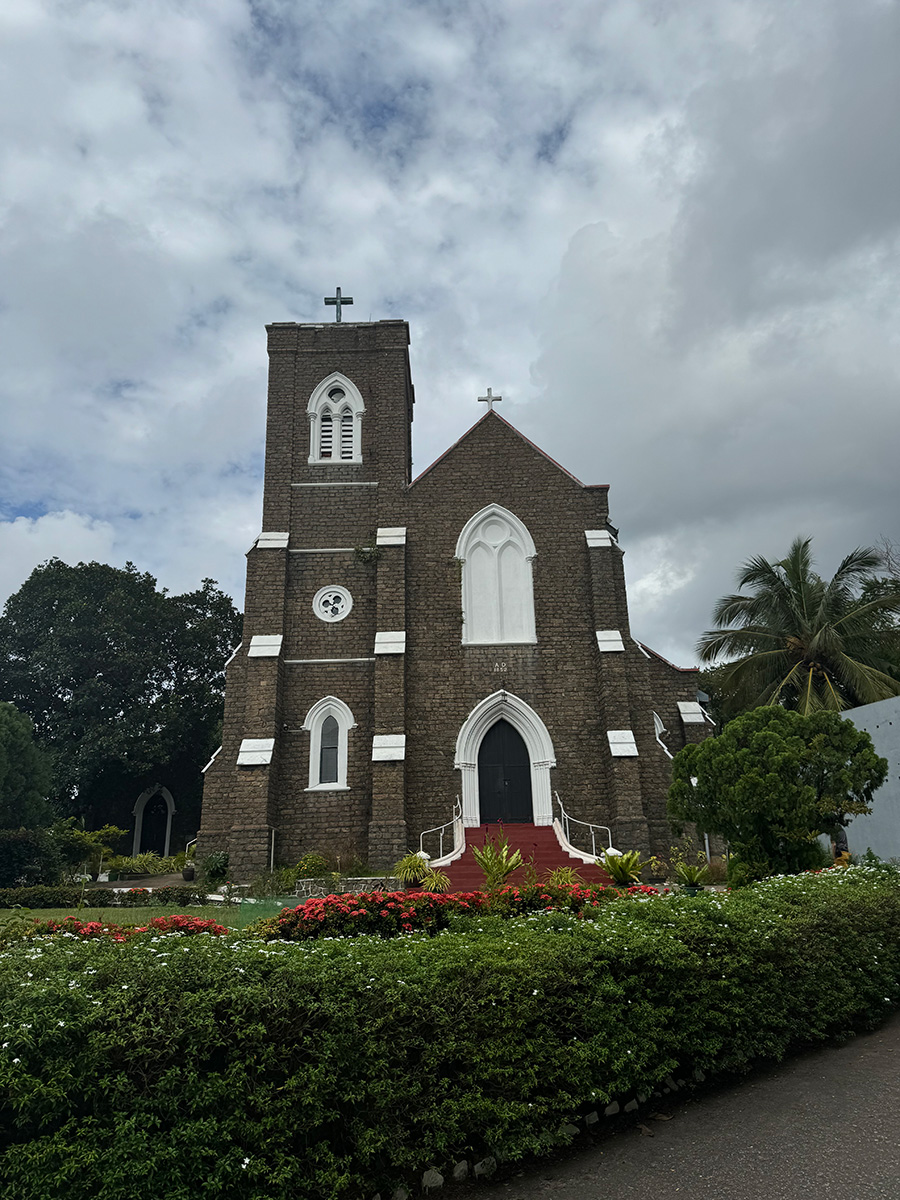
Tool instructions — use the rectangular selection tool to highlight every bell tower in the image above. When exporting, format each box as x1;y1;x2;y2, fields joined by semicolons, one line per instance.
200;316;415;876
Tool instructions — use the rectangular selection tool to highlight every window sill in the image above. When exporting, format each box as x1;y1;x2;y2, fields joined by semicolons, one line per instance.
305;784;351;792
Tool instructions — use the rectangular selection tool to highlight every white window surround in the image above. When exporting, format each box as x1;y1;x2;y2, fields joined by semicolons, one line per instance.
678;701;707;725
132;785;175;857
374;631;406;654
302;696;356;789
376;527;407;545
248;635;283;658
307;373;365;464
456;505;537;645
596;630;625;652
585;529;617;548
238;738;275;766
313;585;353;622
256;531;289;549
454;690;556;827
653;712;674;759
607;730;639;757
372;734;406;761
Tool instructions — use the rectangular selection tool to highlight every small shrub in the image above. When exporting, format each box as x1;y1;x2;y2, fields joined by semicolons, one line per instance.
296;852;330;878
201;851;229;886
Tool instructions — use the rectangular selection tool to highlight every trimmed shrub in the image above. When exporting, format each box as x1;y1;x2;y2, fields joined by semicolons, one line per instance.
0;885;207;910
1;867;898;1199
0;829;61;887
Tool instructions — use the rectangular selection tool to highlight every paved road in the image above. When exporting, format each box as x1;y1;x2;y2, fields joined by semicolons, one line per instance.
487;1012;900;1200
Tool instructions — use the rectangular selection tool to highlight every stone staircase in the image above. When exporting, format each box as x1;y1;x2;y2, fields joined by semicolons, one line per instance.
441;823;613;891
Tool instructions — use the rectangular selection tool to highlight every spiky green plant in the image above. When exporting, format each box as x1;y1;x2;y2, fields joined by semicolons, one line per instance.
471;832;523;891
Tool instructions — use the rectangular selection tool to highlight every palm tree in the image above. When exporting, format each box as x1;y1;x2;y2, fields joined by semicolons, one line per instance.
698;537;900;716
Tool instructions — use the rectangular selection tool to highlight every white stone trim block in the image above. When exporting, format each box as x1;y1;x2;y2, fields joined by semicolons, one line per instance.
248;635;283;658
607;730;639;757
374;631;407;654
596;630;625;652
376;526;407;545
372;734;406;761
201;745;222;774
256;532;289;549
237;738;275;766
678;701;706;724
585;529;616;548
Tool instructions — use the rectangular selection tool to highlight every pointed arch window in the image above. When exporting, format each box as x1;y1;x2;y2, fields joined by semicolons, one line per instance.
455;505;537;644
308;374;365;464
302;696;356;790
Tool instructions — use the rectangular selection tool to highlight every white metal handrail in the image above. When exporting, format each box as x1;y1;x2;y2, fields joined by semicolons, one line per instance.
554;792;614;860
419;796;463;863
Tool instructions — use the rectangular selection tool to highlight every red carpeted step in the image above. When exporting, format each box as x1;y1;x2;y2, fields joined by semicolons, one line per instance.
442;824;613;891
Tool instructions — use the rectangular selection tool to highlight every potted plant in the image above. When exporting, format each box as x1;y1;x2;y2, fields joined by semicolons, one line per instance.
601;849;648;887
673;860;710;895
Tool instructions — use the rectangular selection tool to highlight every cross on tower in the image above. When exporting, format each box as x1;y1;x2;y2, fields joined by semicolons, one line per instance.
324;287;354;322
478;387;502;412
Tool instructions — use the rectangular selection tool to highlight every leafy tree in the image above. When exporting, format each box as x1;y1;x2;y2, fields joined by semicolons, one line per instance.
698;537;900;717
0;559;242;840
669;707;888;881
0;701;53;828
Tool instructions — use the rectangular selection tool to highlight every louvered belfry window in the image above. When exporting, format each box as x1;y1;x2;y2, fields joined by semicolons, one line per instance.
340;410;354;459
308;377;364;464
319;412;333;458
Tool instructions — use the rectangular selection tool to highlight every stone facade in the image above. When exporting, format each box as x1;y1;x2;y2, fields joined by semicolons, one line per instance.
199;318;711;877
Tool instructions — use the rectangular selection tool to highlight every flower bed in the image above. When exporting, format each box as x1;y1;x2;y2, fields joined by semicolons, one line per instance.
250;881;660;940
27;914;229;940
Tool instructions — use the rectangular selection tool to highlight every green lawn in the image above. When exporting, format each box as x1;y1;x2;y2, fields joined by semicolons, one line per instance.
17;900;299;930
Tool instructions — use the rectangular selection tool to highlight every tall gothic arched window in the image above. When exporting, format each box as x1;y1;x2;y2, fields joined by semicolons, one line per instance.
455;505;537;644
307;373;366;463
302;697;356;790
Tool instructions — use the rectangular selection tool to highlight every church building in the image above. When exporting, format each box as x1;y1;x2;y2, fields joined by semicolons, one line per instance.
199;314;711;878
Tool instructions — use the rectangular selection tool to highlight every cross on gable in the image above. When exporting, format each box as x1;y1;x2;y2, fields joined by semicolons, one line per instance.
324;287;354;322
478;387;502;412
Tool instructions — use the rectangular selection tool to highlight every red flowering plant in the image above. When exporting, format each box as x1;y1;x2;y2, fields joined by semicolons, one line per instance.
252;889;457;941
27;914;229;940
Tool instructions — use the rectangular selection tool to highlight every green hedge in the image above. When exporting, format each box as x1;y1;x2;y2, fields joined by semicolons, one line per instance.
0;885;207;909
1;867;899;1199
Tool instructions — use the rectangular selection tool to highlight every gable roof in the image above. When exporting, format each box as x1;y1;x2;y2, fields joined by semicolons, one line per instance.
409;410;609;490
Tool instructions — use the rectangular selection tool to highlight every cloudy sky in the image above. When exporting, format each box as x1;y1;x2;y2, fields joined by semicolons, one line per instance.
2;0;898;664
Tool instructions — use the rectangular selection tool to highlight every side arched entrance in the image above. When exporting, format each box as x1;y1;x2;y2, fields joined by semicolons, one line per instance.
132;785;176;857
455;690;556;827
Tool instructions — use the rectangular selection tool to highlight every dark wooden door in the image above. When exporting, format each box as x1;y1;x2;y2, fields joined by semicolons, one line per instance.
478;720;533;823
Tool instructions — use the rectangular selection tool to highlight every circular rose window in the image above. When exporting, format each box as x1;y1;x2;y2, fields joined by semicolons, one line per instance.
313;585;353;623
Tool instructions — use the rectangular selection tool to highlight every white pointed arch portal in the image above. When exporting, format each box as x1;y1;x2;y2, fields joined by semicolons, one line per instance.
455;504;537;644
307;372;365;464
302;695;357;790
454;690;556;826
132;785;175;857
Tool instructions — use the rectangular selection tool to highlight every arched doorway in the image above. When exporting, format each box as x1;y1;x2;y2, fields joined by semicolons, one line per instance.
478;720;533;823
132;785;176;857
454;690;556;827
